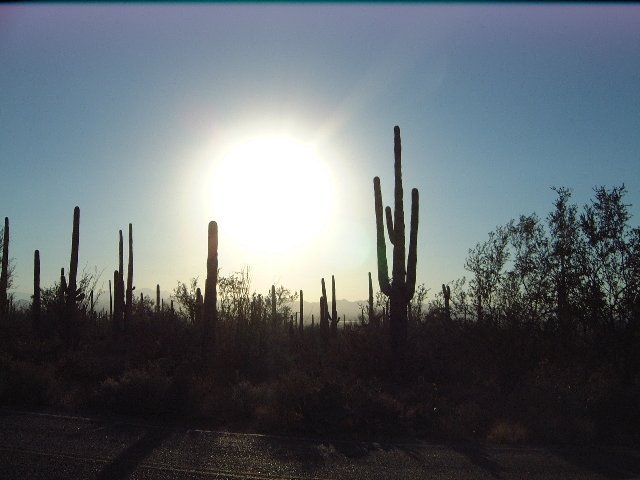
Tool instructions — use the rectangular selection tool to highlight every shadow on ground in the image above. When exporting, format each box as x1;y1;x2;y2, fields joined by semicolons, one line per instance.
551;446;640;480
96;424;175;480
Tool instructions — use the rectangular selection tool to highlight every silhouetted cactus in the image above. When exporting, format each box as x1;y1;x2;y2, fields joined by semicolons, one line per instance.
368;272;376;327
373;126;419;355
442;284;451;321
125;223;134;324
195;287;204;325
112;270;121;337
109;279;113;321
59;268;67;304
0;217;9;322
115;229;125;332
156;284;160;313
330;275;339;336
204;221;218;347
32;249;41;335
320;278;330;342
63;207;84;343
299;290;304;334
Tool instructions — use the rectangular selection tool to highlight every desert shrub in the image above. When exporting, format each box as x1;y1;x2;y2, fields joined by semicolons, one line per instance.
0;353;59;407
93;364;172;416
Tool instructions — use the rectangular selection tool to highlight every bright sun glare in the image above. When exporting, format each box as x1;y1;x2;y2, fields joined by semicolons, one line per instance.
208;135;334;256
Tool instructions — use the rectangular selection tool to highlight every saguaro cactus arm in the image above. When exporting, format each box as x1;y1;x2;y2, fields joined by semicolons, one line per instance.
374;177;392;295
385;207;395;245
405;188;419;301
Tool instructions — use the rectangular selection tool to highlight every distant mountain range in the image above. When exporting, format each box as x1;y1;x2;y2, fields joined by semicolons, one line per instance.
9;290;369;322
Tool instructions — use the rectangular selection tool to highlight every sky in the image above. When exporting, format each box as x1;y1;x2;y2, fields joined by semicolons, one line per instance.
1;4;639;304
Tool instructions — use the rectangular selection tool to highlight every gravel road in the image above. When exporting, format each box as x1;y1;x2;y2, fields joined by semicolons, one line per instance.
1;409;639;479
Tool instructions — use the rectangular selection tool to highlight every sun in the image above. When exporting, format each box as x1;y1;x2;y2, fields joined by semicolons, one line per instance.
207;135;335;256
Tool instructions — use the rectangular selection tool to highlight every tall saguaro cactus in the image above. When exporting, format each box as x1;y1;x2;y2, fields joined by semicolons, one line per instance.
204;221;218;347
0;217;9;322
115;229;125;332
125;223;134;324
330;275;339;336
373;126;419;354
299;290;304;334
64;207;84;342
33;249;41;335
320;278;330;343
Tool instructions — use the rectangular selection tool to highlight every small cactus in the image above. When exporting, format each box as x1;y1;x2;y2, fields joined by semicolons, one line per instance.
195;287;204;325
368;272;375;326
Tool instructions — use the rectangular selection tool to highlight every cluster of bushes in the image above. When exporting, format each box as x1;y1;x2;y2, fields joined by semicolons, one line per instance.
1;300;638;445
0;185;639;445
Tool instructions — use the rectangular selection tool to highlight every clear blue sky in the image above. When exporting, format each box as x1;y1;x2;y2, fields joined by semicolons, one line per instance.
1;4;639;302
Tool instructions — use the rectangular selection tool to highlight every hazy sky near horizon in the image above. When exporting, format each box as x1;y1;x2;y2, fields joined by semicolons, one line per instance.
1;4;639;302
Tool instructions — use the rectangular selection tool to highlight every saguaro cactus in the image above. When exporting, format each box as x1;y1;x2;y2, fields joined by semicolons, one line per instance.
373;126;419;354
33;249;41;335
116;230;125;331
0;217;9;322
330;275;339;336
299;290;304;334
195;287;204;324
125;223;134;324
64;207;84;342
320;278;330;342
204;221;218;346
112;270;121;337
156;284;160;313
442;284;451;321
368;272;376;326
